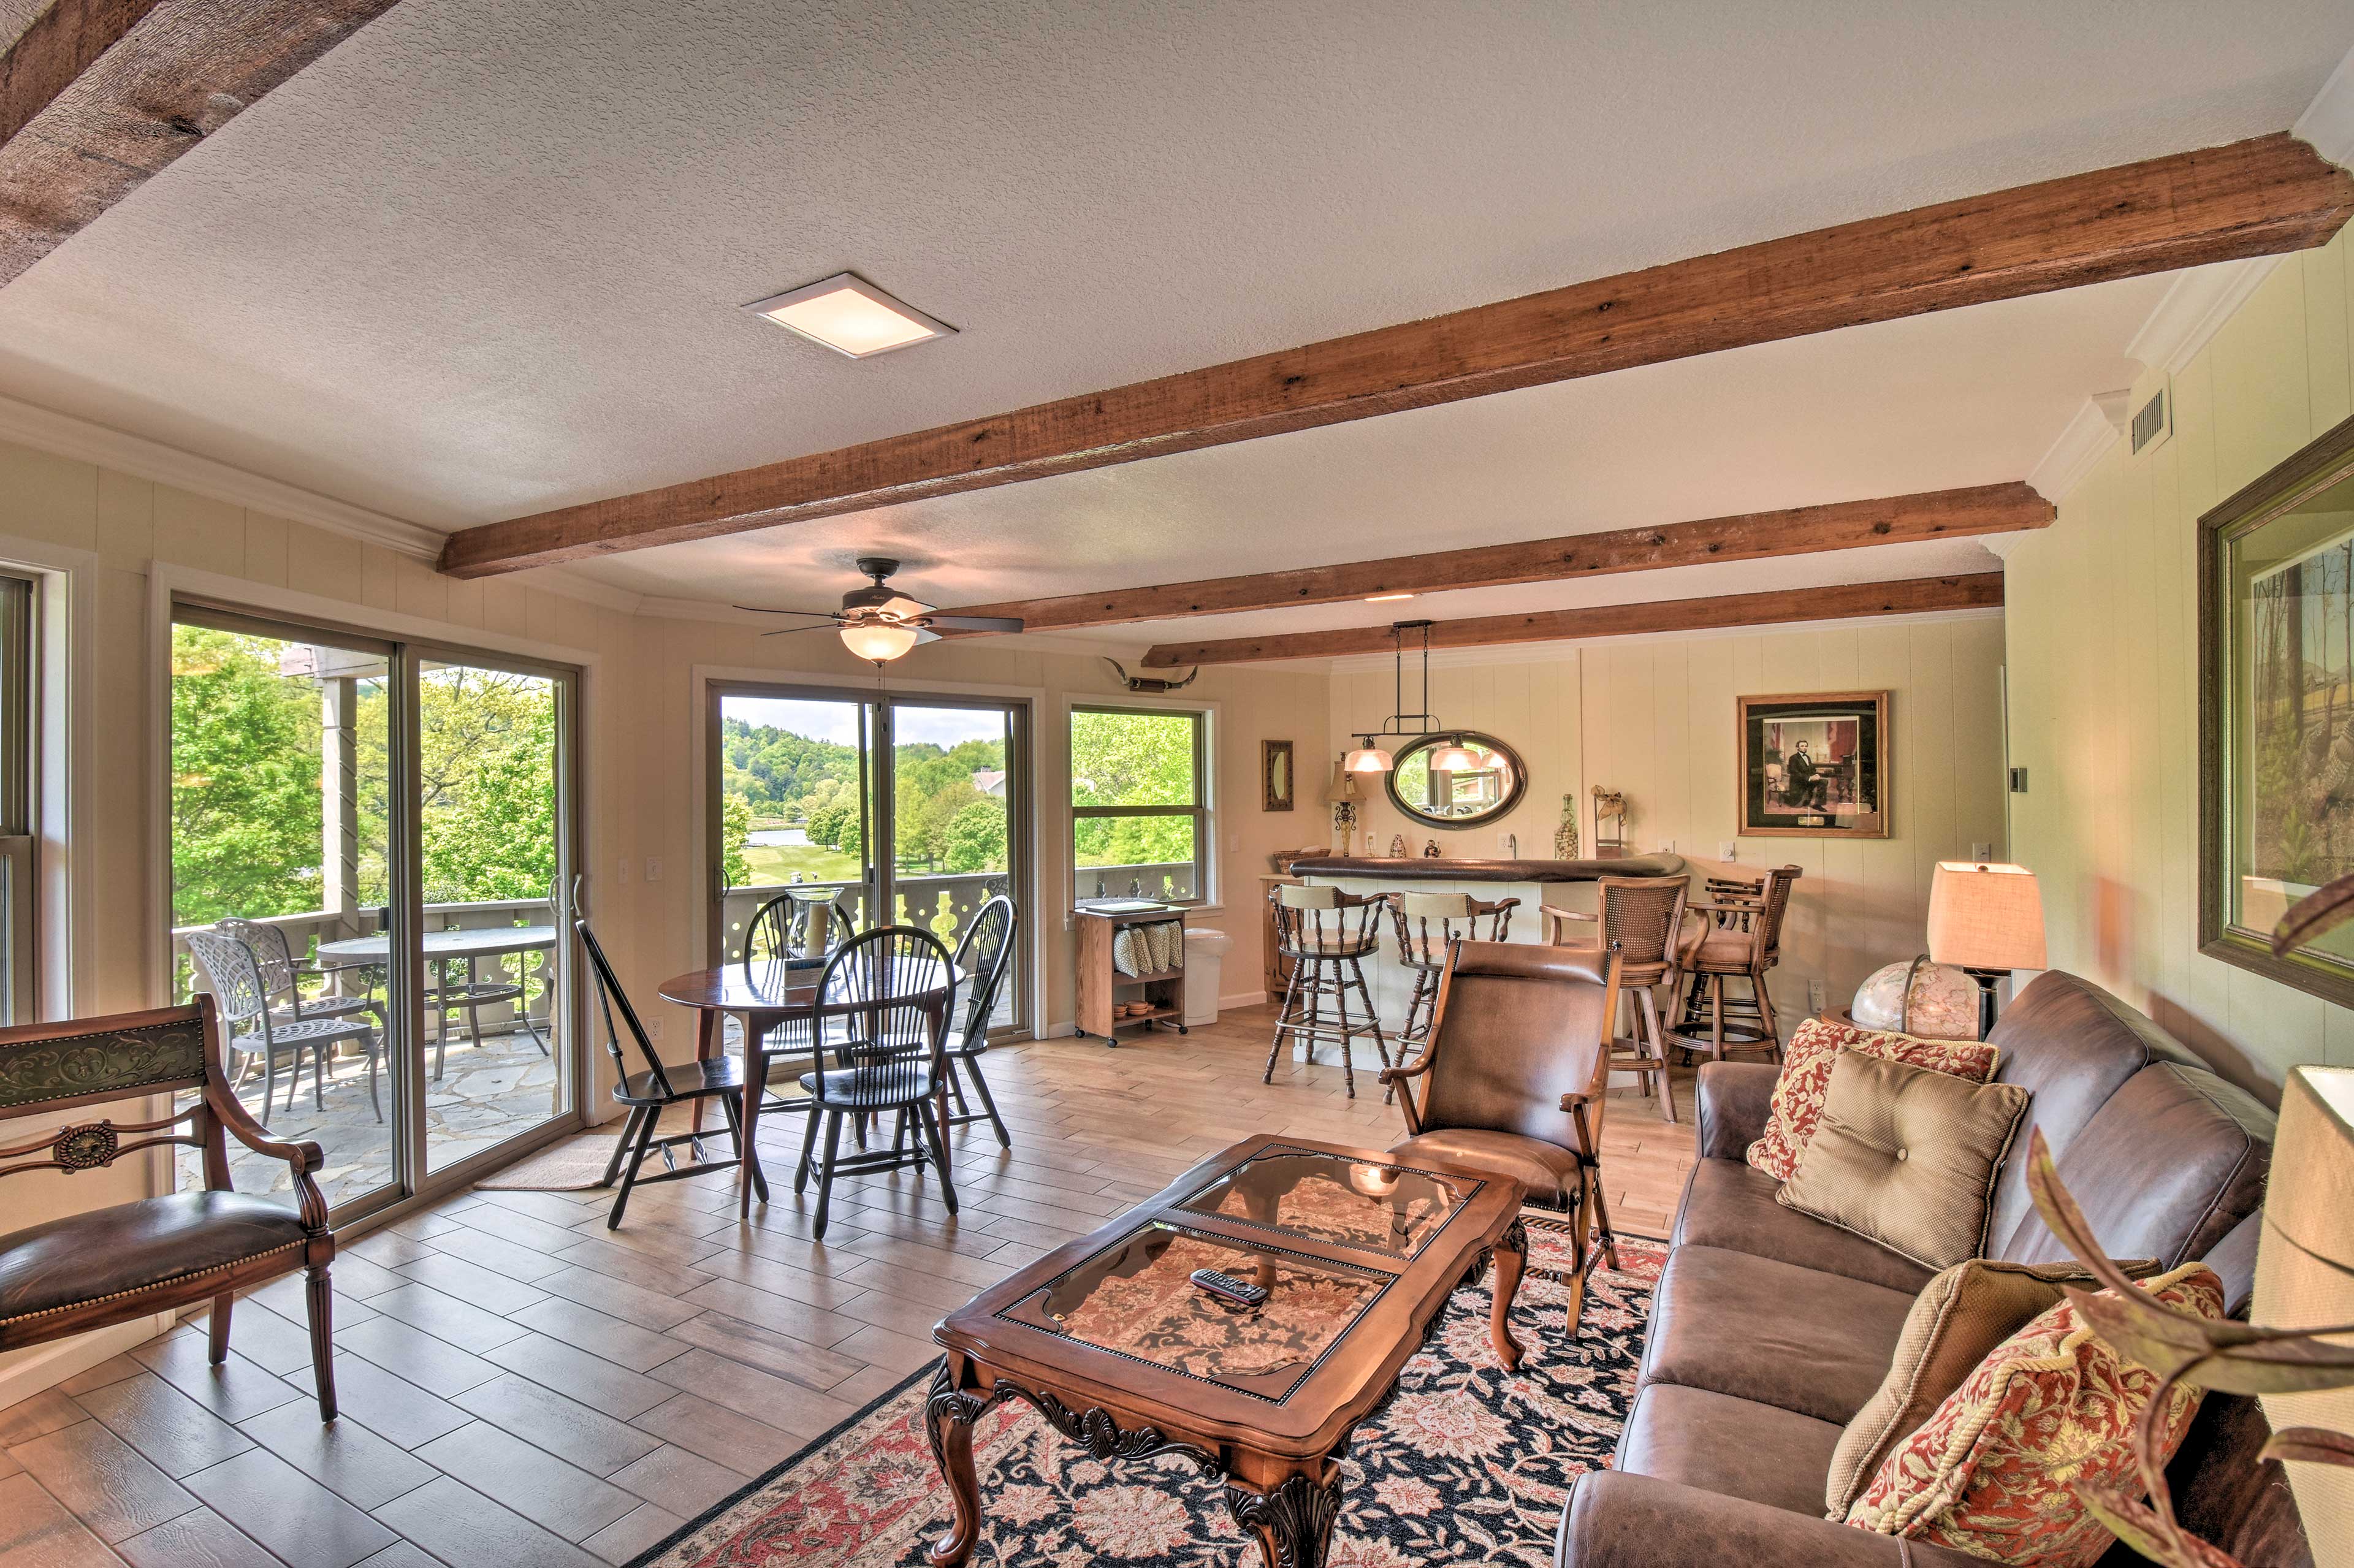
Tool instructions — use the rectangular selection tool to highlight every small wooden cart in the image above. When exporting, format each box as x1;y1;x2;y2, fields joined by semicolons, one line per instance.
1075;904;1189;1045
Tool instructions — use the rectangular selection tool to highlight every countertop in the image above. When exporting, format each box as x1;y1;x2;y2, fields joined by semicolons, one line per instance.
1286;853;1687;883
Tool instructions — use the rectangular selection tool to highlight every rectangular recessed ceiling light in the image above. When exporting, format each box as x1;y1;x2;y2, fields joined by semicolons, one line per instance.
745;273;956;359
1364;592;1415;602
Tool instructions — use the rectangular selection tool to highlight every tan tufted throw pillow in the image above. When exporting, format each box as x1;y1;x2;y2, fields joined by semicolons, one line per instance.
1822;1255;2162;1518
1777;1049;2030;1273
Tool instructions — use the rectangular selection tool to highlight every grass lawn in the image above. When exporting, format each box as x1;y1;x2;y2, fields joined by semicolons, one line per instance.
742;841;863;884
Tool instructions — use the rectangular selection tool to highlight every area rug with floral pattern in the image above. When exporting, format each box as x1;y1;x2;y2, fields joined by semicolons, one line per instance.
629;1225;1663;1568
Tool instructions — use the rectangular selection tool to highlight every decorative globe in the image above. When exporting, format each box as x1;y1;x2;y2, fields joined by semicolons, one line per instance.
1851;957;1980;1040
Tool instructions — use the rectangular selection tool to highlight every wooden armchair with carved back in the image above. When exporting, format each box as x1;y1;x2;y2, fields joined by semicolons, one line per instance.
0;995;338;1419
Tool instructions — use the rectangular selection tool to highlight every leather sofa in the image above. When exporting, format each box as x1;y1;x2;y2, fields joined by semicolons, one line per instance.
1556;970;2309;1567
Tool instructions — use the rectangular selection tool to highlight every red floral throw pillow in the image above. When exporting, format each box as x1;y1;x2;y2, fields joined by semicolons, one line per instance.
1844;1263;2224;1567
1748;1018;2000;1181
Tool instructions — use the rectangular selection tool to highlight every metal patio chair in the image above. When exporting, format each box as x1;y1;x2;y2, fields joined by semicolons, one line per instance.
186;926;381;1125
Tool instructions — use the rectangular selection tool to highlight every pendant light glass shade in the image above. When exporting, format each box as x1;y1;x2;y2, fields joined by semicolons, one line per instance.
1426;736;1484;772
1344;740;1394;774
839;621;919;663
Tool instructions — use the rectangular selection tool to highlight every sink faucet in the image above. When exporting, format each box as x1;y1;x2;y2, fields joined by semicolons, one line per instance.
1504;833;1518;859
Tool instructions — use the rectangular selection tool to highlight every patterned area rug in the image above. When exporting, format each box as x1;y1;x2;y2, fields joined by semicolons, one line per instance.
630;1227;1664;1567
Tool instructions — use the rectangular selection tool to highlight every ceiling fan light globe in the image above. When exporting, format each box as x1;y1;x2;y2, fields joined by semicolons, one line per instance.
840;622;919;663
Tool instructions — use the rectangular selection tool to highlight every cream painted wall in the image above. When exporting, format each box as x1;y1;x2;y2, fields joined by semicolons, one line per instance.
1330;616;2009;1032
2006;226;2354;1102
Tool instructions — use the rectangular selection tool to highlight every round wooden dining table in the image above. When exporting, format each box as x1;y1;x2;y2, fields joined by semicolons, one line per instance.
657;957;952;1218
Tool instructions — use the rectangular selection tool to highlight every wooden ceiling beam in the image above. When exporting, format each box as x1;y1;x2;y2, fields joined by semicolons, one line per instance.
437;132;2353;579
0;0;404;288
937;482;2047;634
1137;572;2004;668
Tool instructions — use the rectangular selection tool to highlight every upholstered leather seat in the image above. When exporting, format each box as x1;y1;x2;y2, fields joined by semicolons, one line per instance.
0;1191;308;1329
1672;926;1752;969
1612;1384;1846;1518
1637;1244;1915;1425
1669;1157;1935;1295
1392;1127;1583;1208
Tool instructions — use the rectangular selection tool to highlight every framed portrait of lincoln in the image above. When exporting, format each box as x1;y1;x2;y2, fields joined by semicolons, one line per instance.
1737;691;1889;839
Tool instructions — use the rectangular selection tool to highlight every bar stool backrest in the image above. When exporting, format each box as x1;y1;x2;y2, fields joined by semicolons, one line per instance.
1595;877;1689;980
1390;891;1515;964
1271;883;1382;956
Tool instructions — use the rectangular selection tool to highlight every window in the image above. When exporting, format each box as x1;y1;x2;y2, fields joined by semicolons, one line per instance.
1071;706;1206;904
0;573;31;1022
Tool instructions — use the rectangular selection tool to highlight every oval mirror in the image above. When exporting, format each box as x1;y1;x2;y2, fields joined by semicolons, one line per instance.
1383;732;1527;830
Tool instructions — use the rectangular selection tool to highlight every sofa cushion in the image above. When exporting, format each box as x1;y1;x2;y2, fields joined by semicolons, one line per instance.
1981;971;2198;1252
1390;1128;1582;1208
0;1192;308;1327
1615;1382;1844;1517
1997;1063;2271;1270
1845;1263;2225;1567
1673;1157;1935;1295
1640;1244;1916;1425
1778;1052;2030;1272
1748;1019;2000;1181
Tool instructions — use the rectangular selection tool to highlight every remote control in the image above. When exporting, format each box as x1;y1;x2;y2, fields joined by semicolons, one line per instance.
1189;1268;1269;1309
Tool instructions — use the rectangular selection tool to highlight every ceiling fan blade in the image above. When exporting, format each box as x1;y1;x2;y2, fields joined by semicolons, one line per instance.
914;628;943;645
731;604;839;621
923;614;1024;633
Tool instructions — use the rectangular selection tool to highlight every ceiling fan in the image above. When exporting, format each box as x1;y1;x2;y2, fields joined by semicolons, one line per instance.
734;557;1023;664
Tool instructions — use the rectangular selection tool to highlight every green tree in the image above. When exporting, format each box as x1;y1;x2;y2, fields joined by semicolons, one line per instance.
943;800;1007;873
1070;710;1198;876
722;795;753;889
170;626;327;924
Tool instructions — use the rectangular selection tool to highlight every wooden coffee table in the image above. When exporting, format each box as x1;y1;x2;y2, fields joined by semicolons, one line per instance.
926;1132;1529;1568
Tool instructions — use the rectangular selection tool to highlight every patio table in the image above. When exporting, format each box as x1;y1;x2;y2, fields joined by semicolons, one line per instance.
315;925;560;1048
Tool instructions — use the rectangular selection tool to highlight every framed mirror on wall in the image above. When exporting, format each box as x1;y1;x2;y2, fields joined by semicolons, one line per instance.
1384;732;1526;829
2201;411;2354;1005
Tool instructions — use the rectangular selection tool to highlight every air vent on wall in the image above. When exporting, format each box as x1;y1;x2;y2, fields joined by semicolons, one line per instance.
2130;382;2172;457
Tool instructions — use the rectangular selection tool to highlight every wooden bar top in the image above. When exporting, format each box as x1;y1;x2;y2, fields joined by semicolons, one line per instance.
1287;852;1687;883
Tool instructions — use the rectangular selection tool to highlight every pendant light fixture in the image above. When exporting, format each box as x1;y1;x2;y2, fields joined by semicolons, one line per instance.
1346;621;1468;774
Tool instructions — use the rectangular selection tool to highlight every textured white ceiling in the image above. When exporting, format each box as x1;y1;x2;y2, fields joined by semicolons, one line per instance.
0;0;2345;633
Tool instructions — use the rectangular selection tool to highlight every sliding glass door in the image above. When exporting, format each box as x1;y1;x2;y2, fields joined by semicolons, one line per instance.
710;683;1030;1032
168;604;579;1222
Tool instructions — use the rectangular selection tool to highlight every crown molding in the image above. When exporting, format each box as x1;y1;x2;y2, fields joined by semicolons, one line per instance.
1321;603;2003;674
528;568;646;614
2122;254;2287;379
0;393;444;559
2295;40;2354;167
2027;391;2130;504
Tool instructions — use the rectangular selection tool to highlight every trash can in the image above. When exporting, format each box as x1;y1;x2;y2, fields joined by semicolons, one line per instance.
1184;927;1232;1026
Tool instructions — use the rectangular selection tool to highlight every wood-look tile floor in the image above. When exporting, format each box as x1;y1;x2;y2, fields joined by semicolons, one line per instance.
0;1003;1697;1568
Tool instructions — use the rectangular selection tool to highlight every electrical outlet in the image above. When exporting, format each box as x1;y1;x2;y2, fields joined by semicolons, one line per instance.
645;857;663;882
1971;842;1994;862
1807;979;1827;1014
617;858;630;883
1365;832;1378;854
1718;842;1737;861
646;1016;663;1041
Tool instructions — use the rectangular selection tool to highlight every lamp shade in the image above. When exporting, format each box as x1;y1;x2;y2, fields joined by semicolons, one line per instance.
1343;740;1394;774
2254;1066;2354;1561
1322;761;1358;804
1925;861;2047;972
839;622;918;663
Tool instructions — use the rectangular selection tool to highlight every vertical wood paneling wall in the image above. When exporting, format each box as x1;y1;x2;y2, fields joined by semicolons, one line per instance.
2006;226;2354;1100
1329;617;2009;1030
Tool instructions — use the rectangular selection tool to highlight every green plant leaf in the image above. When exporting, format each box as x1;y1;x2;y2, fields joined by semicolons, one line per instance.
2272;872;2354;954
2172;1335;2354;1397
2263;1426;2354;1467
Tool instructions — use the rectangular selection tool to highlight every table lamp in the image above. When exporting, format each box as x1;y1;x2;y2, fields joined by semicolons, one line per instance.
1925;861;2046;1040
2255;1065;2354;1561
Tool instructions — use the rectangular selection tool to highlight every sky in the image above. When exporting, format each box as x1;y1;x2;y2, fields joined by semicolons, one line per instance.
722;695;1007;750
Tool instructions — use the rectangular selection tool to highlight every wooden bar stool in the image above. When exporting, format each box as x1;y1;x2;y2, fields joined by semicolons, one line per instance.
1387;891;1517;1098
1263;883;1392;1098
1542;876;1691;1121
1666;864;1802;1064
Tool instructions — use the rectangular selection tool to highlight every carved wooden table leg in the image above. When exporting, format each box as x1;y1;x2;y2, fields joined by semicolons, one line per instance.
924;1357;991;1567
1488;1217;1528;1371
1225;1462;1344;1568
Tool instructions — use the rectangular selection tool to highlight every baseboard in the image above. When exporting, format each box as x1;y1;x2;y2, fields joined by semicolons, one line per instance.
1219;990;1270;1011
0;1311;172;1409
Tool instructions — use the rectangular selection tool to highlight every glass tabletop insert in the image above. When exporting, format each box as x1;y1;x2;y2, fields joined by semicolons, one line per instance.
999;1223;1388;1400
1178;1149;1466;1258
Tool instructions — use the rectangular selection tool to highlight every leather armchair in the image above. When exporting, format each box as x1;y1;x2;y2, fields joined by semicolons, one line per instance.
1383;940;1623;1323
0;995;338;1420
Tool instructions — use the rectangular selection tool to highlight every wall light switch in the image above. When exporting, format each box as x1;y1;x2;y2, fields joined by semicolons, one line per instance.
1971;842;1994;862
1807;980;1827;1014
645;858;663;882
1718;842;1737;861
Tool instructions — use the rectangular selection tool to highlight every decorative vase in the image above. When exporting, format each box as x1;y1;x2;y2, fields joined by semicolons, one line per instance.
1553;793;1579;859
1388;833;1408;858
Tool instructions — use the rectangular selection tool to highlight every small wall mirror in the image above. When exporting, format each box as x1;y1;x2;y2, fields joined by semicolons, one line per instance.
1384;732;1526;829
